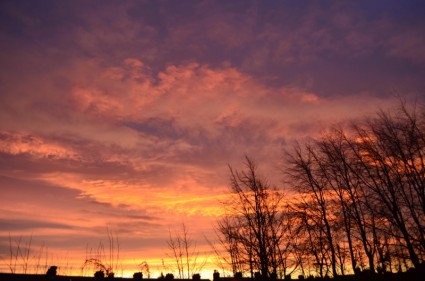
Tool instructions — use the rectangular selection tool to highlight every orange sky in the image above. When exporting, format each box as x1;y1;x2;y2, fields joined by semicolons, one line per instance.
1;0;425;278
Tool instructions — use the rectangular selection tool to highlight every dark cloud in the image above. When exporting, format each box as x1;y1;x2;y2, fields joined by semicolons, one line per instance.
123;118;182;140
0;219;72;231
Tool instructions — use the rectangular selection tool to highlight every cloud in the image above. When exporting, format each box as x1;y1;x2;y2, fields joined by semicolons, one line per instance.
0;131;79;160
385;27;425;63
1;50;398;209
0;219;73;231
71;60;320;127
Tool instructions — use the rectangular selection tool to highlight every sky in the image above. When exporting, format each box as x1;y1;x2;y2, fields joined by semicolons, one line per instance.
1;0;425;278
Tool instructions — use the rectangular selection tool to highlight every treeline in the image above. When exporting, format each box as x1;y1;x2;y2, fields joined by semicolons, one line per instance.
216;101;425;279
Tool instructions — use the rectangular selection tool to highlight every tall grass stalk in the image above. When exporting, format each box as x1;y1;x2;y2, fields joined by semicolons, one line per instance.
82;227;121;277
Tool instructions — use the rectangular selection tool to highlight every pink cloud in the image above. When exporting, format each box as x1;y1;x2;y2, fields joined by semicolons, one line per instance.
0;131;79;160
71;59;322;130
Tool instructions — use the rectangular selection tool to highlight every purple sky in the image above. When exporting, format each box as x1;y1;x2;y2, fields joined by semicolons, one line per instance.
1;0;425;277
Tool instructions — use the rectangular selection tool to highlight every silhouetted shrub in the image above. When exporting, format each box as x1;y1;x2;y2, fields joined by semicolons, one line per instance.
192;273;201;280
213;270;220;281
134;272;143;280
46;266;57;280
234;272;242;279
95;270;105;280
165;273;174;281
354;267;361;276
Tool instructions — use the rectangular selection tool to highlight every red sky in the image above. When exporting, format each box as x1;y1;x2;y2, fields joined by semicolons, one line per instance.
1;0;425;278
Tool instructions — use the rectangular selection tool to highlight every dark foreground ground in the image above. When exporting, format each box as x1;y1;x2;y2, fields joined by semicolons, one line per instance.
1;271;424;281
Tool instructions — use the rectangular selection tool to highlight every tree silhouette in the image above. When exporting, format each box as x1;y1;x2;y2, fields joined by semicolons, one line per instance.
217;156;296;278
284;100;425;275
166;223;206;279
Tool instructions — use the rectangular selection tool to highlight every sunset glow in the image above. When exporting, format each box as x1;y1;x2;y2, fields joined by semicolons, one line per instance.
1;0;425;279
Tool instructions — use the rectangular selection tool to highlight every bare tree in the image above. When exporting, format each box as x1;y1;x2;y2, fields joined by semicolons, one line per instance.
166;223;206;279
6;234;50;275
217;156;294;278
317;129;379;273
285;144;339;277
348;102;425;268
283;100;425;274
215;215;246;275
